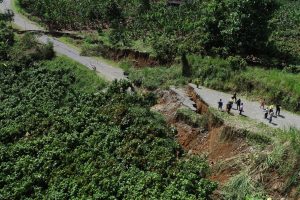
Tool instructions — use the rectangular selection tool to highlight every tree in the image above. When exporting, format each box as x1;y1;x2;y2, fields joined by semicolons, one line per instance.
139;0;150;13
128;1;210;76
219;0;277;54
126;0;277;76
0;9;14;22
0;20;14;60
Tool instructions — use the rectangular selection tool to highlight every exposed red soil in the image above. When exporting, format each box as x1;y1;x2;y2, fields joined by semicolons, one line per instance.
102;47;159;67
154;89;299;199
153;90;249;185
175;122;249;184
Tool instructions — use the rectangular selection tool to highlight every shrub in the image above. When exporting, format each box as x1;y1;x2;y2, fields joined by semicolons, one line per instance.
38;42;55;60
9;33;55;64
80;43;103;56
176;108;207;128
0;21;14;60
227;56;247;71
283;65;300;74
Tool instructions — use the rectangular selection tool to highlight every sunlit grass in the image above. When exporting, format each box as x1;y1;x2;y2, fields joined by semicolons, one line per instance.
41;56;107;93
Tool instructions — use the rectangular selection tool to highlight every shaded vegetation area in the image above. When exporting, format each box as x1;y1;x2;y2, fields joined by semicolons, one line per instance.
17;0;279;63
269;0;300;65
16;0;300;65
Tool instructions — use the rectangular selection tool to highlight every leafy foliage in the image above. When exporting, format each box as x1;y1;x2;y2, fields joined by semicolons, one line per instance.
18;0;277;58
9;33;55;65
269;0;300;64
0;20;14;60
0;38;217;198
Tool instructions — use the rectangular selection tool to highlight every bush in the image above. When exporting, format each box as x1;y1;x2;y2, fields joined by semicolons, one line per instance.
80;43;103;56
176;108;208;129
9;33;55;64
283;65;300;74
152;35;177;64
227;56;247;71
38;42;55;60
0;21;14;60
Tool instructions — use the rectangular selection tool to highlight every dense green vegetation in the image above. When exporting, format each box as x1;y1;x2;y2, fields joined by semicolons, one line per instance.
40;56;107;93
17;0;300;65
269;0;300;64
0;18;14;59
0;19;217;199
2;0;300;198
18;0;277;60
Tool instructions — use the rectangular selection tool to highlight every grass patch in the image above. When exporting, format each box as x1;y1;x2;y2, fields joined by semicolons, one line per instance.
40;56;107;93
223;170;266;200
240;67;300;98
128;65;188;90
176;108;209;129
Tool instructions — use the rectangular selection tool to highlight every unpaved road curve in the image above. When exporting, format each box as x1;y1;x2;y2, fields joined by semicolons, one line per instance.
0;0;125;81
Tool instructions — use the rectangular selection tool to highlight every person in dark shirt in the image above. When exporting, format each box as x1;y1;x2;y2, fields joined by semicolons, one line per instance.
276;104;281;116
264;107;269;119
269;110;274;123
226;102;232;114
236;99;241;110
218;99;223;110
232;93;237;102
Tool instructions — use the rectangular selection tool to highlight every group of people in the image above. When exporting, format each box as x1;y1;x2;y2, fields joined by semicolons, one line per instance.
218;93;244;115
217;94;282;124
260;99;281;123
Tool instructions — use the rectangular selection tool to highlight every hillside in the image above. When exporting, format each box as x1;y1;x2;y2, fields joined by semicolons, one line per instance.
1;0;300;199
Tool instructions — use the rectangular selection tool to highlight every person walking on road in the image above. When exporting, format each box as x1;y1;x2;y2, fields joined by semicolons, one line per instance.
232;93;237;102
276;104;281;116
269;105;274;113
226;102;232;114
264;107;269;119
239;103;244;115
236;99;241;110
218;99;223;110
269;110;274;123
260;98;265;109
